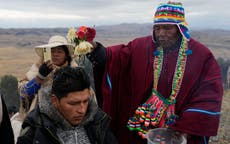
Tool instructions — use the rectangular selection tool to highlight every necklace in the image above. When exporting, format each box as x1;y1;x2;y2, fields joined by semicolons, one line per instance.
154;38;188;103
127;37;190;139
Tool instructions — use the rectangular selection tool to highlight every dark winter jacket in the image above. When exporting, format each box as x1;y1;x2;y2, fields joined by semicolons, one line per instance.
17;86;118;144
0;95;15;144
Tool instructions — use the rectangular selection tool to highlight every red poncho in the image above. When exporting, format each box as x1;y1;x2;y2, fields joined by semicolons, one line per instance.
94;36;223;144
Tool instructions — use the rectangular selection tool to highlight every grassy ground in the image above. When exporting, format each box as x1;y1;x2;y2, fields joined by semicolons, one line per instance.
0;47;36;80
209;89;230;144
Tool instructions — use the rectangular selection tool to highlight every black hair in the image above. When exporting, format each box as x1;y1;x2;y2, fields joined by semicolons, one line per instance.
61;46;72;65
8;105;18;114
51;66;90;99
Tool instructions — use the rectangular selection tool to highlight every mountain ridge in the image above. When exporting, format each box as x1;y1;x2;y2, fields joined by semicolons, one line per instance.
0;23;230;59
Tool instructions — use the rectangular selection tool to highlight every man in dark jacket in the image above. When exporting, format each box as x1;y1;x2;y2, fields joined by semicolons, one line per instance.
0;94;14;144
17;67;118;144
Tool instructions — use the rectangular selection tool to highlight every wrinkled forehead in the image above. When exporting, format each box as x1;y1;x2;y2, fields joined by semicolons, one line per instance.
153;24;179;32
154;23;177;28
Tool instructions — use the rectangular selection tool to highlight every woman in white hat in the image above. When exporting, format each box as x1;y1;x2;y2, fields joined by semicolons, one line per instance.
19;35;77;113
11;35;77;143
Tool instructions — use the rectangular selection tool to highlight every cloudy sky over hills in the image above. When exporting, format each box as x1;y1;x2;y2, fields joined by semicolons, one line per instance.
0;0;229;29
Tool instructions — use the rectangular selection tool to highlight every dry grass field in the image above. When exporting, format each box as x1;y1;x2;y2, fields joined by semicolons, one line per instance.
0;47;36;80
0;47;229;80
210;90;230;144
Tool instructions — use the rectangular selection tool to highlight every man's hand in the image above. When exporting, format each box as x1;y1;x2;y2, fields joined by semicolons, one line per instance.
89;41;97;51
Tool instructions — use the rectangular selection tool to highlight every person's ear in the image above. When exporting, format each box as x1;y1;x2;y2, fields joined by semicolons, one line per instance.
51;94;58;108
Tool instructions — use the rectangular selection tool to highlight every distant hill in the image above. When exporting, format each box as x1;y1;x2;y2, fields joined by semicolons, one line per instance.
0;23;230;59
190;29;230;58
0;23;152;48
0;28;67;48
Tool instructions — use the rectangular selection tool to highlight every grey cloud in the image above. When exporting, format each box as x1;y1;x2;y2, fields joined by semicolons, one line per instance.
0;0;229;29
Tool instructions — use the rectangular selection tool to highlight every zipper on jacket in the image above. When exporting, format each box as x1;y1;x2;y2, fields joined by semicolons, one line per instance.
75;131;78;143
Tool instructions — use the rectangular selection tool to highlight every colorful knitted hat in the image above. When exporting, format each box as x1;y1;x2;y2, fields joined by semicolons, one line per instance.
153;1;190;41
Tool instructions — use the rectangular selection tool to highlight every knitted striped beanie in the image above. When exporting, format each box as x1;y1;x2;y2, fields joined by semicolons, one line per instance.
153;1;190;41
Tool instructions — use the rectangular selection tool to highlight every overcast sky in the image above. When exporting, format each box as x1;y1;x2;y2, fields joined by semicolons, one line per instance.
0;0;229;30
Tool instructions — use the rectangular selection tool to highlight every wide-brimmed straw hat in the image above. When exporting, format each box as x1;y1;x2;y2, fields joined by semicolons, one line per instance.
35;35;74;57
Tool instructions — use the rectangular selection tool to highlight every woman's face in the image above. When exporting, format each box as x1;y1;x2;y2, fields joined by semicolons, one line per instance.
51;46;67;66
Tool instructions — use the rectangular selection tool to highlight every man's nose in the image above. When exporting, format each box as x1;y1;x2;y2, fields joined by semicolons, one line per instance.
158;28;166;36
77;103;86;113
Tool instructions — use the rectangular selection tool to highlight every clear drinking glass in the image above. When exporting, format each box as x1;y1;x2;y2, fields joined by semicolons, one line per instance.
146;128;187;144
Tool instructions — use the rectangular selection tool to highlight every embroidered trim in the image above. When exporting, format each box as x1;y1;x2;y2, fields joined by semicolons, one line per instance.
106;73;112;91
151;89;176;105
203;136;207;144
22;78;41;98
185;108;221;116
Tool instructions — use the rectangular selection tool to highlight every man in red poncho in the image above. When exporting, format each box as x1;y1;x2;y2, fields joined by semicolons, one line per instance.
87;1;223;144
